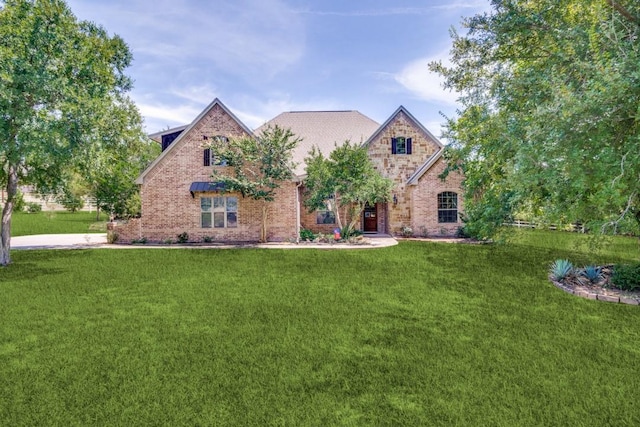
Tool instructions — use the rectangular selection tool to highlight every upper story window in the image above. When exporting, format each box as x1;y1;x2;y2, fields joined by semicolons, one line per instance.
203;135;229;166
437;192;458;223
391;137;412;155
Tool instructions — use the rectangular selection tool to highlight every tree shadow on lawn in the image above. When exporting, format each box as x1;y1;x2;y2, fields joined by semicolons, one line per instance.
1;250;92;283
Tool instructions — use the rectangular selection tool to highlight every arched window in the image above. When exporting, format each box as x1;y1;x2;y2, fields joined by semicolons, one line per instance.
438;192;458;223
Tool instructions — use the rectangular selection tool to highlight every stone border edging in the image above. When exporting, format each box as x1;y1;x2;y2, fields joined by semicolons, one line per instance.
549;276;639;305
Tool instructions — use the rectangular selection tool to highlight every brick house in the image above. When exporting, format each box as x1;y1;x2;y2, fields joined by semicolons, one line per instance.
114;98;463;243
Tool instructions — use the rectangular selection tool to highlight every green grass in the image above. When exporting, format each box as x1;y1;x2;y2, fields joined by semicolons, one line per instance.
10;211;108;236
1;232;639;425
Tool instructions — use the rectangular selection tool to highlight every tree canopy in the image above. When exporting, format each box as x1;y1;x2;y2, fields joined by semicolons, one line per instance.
208;125;300;242
304;140;393;237
0;0;143;265
431;0;640;239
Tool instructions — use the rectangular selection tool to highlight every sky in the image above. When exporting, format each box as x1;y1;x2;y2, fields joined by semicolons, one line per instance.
66;0;490;138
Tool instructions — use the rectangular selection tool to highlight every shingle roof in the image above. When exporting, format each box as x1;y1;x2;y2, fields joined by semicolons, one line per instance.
255;110;380;176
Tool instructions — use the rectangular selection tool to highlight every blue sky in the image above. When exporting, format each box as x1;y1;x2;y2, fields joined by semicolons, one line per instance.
66;0;489;137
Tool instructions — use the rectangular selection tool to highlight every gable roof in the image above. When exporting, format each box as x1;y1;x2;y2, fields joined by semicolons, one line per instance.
256;110;380;176
148;125;189;143
406;149;444;185
364;105;443;151
136;98;253;184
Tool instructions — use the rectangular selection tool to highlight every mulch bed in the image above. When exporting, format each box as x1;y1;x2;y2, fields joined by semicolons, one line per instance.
549;265;640;305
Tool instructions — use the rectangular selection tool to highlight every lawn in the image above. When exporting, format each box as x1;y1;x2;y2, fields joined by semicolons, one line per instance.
1;232;639;425
10;211;108;236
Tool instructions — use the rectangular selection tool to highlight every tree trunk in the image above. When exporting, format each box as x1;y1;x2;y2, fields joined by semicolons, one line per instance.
96;204;100;221
0;165;19;266
260;202;268;243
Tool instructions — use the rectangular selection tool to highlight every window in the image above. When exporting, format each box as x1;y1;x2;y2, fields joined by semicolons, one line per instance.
201;196;237;228
203;135;229;166
391;137;412;155
316;210;336;224
438;192;458;223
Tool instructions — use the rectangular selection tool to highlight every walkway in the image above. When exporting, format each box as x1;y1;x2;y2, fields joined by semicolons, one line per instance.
10;233;397;250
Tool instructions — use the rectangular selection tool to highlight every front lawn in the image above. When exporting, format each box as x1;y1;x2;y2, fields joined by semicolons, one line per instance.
10;211;108;236
1;232;639;425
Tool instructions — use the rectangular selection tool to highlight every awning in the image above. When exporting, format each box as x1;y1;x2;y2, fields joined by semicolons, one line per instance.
189;181;226;198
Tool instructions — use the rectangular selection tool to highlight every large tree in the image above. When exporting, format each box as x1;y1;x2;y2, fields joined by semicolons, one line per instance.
431;0;640;239
0;0;140;265
304;141;394;237
208;125;300;243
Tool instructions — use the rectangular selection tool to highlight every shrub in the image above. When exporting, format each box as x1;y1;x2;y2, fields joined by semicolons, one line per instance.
177;232;189;244
202;236;213;243
580;265;603;284
300;228;316;241
163;238;173;245
131;237;147;245
611;263;640;291
13;190;25;212
455;226;471;238
550;259;573;281
26;202;42;213
107;231;119;244
401;226;413;237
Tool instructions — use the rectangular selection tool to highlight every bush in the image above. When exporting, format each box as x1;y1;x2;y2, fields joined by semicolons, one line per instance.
177;232;189;244
131;237;147;245
107;231;119;244
611;263;640;291
13;190;25;212
550;259;573;281
26;202;42;213
300;228;316;241
202;236;213;243
401;226;413;237
580;265;603;284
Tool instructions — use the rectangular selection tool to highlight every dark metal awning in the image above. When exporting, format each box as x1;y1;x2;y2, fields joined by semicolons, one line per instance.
189;181;226;198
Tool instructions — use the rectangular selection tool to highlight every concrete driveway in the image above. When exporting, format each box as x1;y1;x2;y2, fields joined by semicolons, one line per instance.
11;233;108;250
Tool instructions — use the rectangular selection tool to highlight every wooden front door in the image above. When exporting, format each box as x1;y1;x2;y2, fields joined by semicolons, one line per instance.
363;204;377;232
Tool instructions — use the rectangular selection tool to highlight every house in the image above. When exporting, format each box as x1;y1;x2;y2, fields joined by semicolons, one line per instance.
113;98;463;243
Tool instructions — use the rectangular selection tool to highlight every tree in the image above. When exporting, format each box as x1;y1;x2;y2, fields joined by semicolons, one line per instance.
0;0;140;265
208;125;300;242
304;141;394;237
431;0;640;239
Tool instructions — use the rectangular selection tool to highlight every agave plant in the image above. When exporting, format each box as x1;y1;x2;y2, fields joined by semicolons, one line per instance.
580;265;603;284
550;259;574;281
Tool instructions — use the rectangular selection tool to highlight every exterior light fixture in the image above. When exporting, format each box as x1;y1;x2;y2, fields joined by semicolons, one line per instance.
393;194;398;206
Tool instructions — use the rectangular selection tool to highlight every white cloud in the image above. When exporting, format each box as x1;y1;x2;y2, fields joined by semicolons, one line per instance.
295;1;489;16
394;55;460;106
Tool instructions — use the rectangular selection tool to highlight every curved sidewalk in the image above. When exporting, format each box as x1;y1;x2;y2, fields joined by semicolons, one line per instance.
10;233;397;250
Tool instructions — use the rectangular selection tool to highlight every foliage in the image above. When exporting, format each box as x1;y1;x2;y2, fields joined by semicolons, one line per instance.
202;236;213;243
304;140;394;233
612;263;640;291
25;202;42;213
0;0;140;265
208;125;300;242
432;0;640;240
177;232;189;244
580;265;603;284
131;237;147;245
299;228;316;242
11;190;25;213
549;259;574;281
1;233;639;425
107;231;118;244
401;226;413;237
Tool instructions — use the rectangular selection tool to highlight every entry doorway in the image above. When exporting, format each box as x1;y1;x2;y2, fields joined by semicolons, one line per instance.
363;203;378;232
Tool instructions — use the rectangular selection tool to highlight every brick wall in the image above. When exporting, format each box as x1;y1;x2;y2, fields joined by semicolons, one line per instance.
114;103;298;243
410;157;464;236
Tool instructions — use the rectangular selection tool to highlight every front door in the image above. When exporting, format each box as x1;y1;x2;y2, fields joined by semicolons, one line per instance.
363;203;377;232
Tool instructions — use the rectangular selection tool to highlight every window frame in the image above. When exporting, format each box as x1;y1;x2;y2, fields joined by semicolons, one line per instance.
437;192;458;223
201;196;238;228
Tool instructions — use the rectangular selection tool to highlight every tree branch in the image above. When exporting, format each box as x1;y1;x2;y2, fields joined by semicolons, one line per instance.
607;0;640;26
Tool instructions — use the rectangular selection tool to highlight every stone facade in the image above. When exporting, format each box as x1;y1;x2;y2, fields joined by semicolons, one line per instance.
365;108;463;236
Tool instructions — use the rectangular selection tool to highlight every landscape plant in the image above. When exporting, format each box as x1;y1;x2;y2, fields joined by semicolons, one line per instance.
431;0;640;240
0;0;143;265
304;140;394;237
208;125;300;243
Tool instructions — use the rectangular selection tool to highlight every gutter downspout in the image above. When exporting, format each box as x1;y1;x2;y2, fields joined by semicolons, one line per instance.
295;180;303;244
